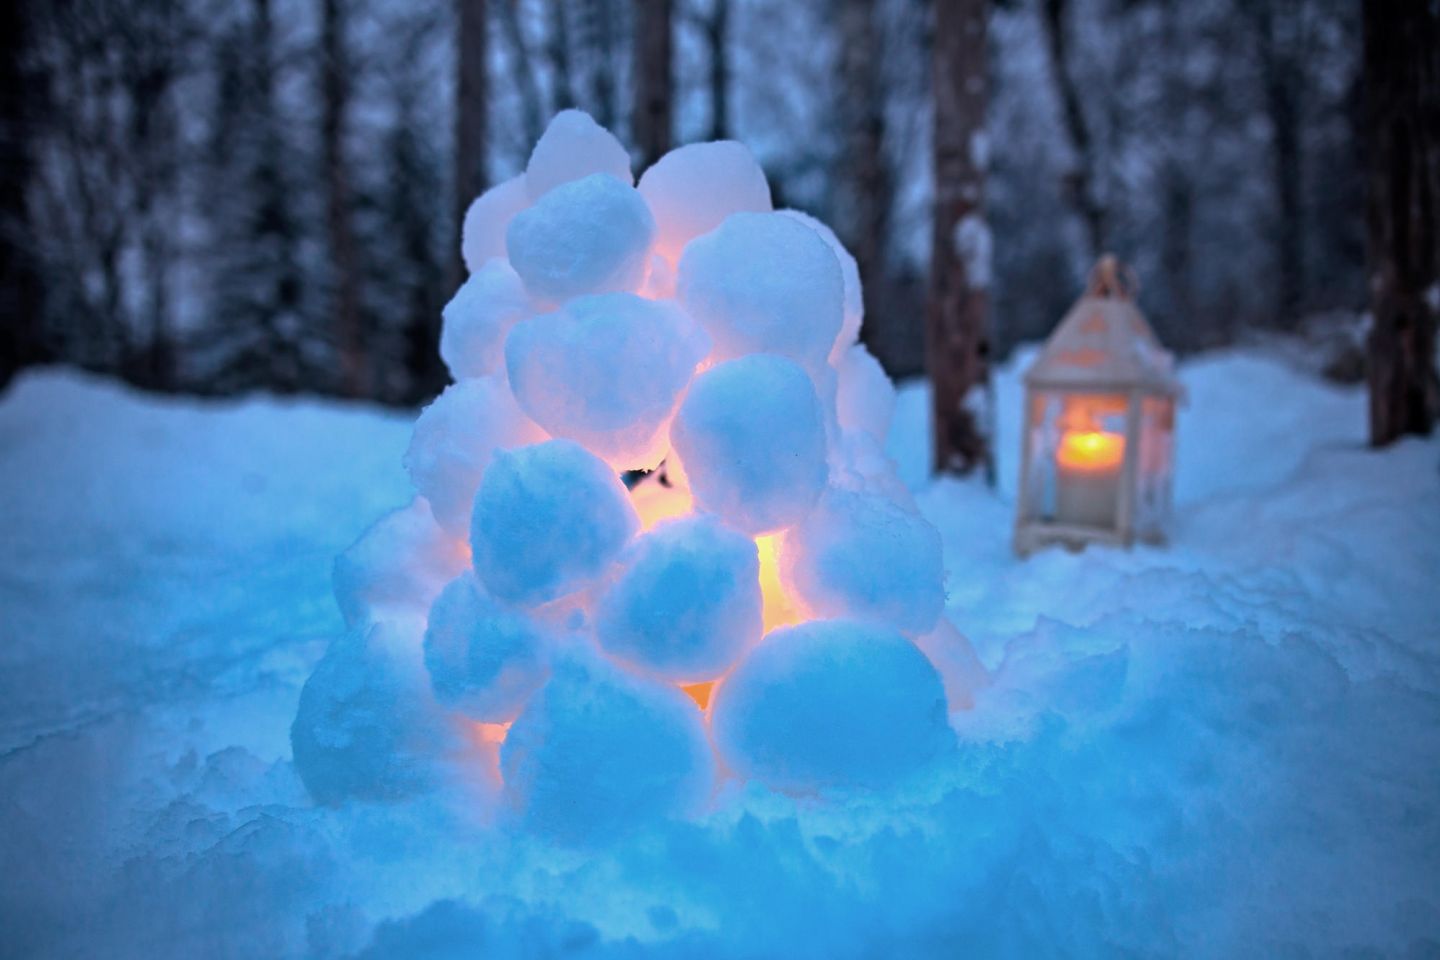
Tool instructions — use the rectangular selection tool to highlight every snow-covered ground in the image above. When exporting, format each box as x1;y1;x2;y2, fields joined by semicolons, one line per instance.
2;349;1437;958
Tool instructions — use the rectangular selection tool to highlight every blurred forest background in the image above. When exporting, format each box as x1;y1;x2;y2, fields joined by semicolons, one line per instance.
0;0;1367;405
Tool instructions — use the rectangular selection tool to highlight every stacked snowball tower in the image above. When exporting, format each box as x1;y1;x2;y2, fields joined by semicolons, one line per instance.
293;110;988;842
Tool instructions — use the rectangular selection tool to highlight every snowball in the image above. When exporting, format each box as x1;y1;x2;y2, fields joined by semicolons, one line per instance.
778;208;862;352
912;617;988;712
292;620;473;805
505;293;709;470
638;141;772;260
470;439;639;606
525;109;633;200
677;212;845;370
506;174;655;303
423;573;551;722
332;497;469;630
440;259;530;380
670;354;829;534
830;428;918;509
595;515;762;682
501;654;714;843
403;377;547;537
461;175;530;273
781;487;945;635
709;619;952;793
834;343;896;443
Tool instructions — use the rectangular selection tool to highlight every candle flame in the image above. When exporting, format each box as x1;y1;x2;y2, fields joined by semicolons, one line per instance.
1056;430;1126;471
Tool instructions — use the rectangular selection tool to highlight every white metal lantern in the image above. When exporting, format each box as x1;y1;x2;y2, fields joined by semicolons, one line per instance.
1014;257;1182;556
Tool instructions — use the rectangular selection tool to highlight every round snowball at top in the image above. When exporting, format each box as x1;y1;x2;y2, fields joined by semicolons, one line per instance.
670;354;829;535
462;175;530;273
525;109;633;200
506;173;656;304
333;497;470;630
677;211;844;370
638;141;772;261
470;439;639;606
440;259;530;380
778;208;862;353
709;619;952;793
595;515;762;682
505;293;710;470
782;487;945;635
501;655;714;843
403;377;547;537
834;343;896;443
423;572;552;723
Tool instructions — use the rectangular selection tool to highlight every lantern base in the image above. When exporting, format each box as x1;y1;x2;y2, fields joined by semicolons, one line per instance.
1012;521;1166;558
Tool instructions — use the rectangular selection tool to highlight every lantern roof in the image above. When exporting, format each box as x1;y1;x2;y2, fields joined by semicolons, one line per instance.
1024;257;1180;394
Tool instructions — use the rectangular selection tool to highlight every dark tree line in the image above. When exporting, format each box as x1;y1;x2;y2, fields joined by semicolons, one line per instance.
1;0;1415;457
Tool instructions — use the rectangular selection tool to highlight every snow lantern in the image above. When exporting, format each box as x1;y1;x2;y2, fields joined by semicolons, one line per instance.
1013;256;1181;556
292;111;989;833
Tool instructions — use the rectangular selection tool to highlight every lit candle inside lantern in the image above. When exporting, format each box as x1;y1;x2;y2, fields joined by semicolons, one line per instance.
1054;427;1125;528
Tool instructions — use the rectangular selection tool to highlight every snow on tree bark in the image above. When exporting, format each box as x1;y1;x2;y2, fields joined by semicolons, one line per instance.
927;0;992;479
1363;0;1439;446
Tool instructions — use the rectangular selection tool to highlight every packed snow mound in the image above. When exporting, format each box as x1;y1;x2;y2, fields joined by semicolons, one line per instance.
333;496;470;629
711;619;953;792
524;108;633;200
2;340;1438;956
470;439;639;606
835;343;895;441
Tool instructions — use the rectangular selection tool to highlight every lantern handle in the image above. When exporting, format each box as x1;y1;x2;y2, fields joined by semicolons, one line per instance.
1087;254;1139;300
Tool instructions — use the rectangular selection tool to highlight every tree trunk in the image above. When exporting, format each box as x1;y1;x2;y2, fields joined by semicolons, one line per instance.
705;0;729;140
1040;0;1104;259
549;0;575;113
323;0;366;397
1255;0;1305;329
454;0;488;292
927;0;992;479
1363;0;1439;446
498;0;544;145
839;0;895;367
0;0;47;390
632;0;672;170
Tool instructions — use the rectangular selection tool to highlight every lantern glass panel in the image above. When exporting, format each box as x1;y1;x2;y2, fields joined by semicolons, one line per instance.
1021;389;1130;531
1133;394;1176;540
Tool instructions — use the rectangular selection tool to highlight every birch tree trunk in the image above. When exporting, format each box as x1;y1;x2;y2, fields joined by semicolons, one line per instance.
1364;0;1440;445
927;0;992;479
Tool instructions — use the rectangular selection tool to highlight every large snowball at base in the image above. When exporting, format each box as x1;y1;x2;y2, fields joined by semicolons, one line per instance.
501;655;714;843
782;487;944;635
440;259;530;379
505;293;709;469
779;208;862;351
292;621;472;805
710;619;952;792
462;175;529;272
403;377;547;536
596;516;762;682
834;343;896;443
638;141;772;260
333;497;470;629
423;573;551;722
507;173;655;303
470;439;639;606
525;109;633;200
677;212;844;369
670;355;828;534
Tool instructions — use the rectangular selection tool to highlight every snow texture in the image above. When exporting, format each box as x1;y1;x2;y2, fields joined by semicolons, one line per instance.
506;173;656;303
711;619;953;792
470;439;639;606
402;376;546;536
781;486;946;635
1;352;1438;956
595;515;763;682
504;293;709;470
333;496;470;630
440;258;531;380
677;211;845;370
461;175;530;273
779;208;864;353
670;354;830;534
423;573;552;722
834;342;895;442
638;141;772;261
524;109;633;200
